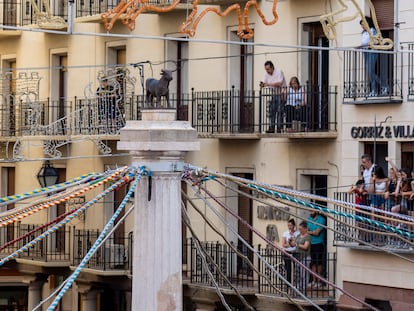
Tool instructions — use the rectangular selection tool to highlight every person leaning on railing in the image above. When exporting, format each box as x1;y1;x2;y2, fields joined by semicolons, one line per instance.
384;157;400;212
391;167;412;216
349;179;368;244
260;60;286;133
368;165;389;245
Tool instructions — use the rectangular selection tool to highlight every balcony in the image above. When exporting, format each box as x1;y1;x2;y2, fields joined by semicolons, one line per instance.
0;0;22;35
196;0;247;6
0;96;142;138
0;85;337;141
76;0;191;23
408;43;414;101
191;85;338;138
333;192;414;252
72;229;133;275
343;49;403;104
0;223;71;266
183;239;337;308
0;0;68;33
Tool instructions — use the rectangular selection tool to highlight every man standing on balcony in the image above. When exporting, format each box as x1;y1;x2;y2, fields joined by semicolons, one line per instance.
260;60;286;133
361;154;375;202
307;211;326;288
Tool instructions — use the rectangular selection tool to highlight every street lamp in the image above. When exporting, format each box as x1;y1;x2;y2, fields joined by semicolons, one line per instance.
373;115;392;165
37;160;59;188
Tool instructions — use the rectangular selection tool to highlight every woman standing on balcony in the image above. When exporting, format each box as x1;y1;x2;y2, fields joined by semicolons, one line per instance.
369;165;389;245
281;218;299;286
360;16;381;97
290;221;311;293
392;168;413;215
285;77;307;132
369;165;389;210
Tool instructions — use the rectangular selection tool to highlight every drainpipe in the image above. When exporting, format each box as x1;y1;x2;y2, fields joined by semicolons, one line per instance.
67;0;75;34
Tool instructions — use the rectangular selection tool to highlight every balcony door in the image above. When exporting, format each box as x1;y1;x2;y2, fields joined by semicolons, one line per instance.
302;22;329;131
3;0;17;26
229;30;254;132
166;39;188;120
56;168;66;252
51;53;68;134
0;167;15;245
1;60;16;136
401;142;414;171
226;171;254;278
372;0;394;94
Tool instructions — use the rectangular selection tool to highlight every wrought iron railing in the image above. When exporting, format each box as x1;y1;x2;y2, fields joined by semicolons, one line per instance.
0;93;192;137
0;0;21;27
408;43;414;100
0;86;335;137
0;224;17;257
257;244;336;299
333;192;414;250
343;49;402;101
186;239;257;289
73;229;133;271
16;223;71;262
0;0;68;27
184;238;337;300
75;0;189;18
76;0;119;18
191;85;338;134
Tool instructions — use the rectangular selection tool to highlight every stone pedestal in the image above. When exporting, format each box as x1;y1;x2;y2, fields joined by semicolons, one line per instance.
118;110;199;311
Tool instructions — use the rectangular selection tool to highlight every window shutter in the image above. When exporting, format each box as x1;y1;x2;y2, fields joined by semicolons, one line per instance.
372;0;394;30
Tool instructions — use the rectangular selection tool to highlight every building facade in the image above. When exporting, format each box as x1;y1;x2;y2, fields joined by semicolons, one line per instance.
0;0;413;310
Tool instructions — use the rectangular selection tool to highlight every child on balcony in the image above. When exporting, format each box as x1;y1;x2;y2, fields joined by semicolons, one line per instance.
349;179;368;244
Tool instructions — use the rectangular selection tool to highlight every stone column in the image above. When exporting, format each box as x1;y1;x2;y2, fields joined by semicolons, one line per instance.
81;290;98;311
77;284;98;311
27;280;43;311
118;109;199;311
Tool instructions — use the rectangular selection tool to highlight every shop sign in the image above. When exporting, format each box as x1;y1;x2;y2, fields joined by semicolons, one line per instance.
351;125;414;139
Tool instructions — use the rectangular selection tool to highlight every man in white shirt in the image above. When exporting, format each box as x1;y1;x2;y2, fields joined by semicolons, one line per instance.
361;154;375;206
260;60;286;133
361;154;375;191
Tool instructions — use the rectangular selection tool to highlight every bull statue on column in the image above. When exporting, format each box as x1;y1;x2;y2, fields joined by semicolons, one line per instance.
145;69;173;108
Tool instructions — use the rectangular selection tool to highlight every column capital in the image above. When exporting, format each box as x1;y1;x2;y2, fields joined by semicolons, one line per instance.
22;274;47;286
76;282;93;294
